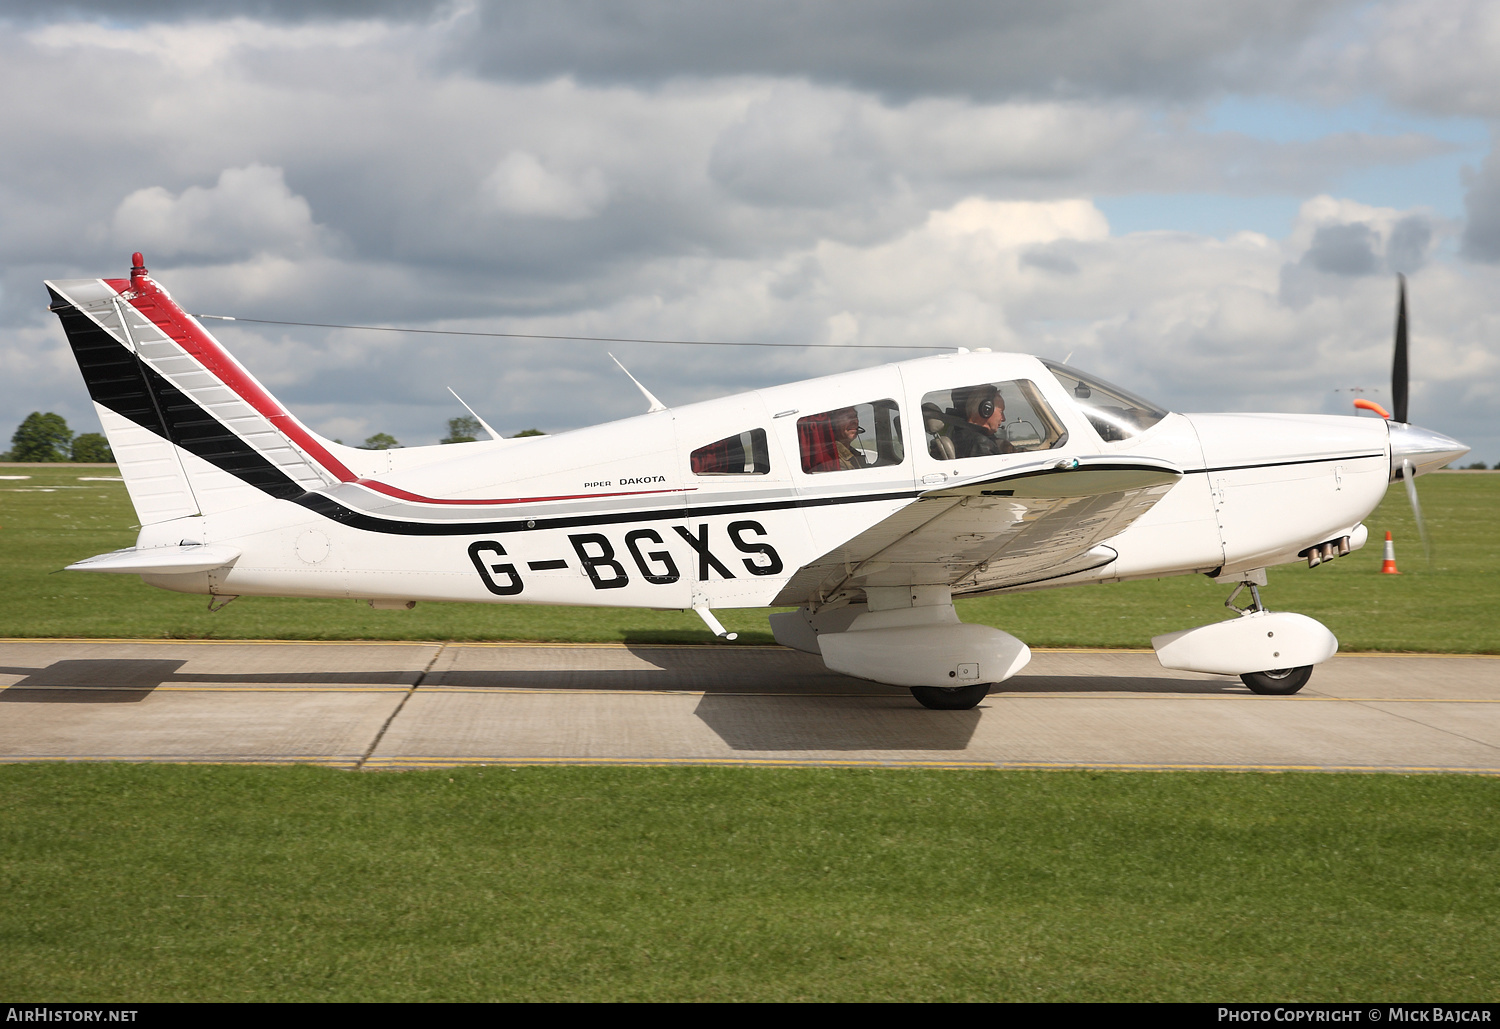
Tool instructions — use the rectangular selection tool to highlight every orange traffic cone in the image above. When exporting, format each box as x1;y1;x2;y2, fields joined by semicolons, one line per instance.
1380;531;1399;574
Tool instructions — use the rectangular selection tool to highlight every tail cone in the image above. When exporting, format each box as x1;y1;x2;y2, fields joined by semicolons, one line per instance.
1380;531;1399;575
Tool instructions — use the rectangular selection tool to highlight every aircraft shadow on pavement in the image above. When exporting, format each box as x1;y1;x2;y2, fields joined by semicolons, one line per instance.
1000;675;1249;695
0;659;186;703
692;693;982;751
0;659;425;703
430;645;890;695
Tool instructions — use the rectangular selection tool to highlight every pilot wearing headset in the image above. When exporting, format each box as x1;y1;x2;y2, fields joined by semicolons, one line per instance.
831;407;869;469
950;384;1017;459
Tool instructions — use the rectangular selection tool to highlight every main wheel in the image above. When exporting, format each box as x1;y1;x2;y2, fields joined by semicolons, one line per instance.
1239;666;1312;695
910;683;991;710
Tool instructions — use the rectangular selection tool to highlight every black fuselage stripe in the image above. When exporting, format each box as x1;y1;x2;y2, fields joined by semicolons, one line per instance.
1184;453;1386;474
294;489;922;535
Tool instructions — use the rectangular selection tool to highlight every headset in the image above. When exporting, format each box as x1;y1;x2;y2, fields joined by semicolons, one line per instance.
965;388;998;421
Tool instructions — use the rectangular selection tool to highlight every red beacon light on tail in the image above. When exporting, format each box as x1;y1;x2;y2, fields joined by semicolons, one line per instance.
130;252;148;288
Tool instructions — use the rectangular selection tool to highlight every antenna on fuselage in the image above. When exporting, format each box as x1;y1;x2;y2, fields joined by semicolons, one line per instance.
608;353;667;413
445;387;502;440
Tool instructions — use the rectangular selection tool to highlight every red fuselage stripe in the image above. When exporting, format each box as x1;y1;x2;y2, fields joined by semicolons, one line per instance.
111;277;359;483
351;480;692;506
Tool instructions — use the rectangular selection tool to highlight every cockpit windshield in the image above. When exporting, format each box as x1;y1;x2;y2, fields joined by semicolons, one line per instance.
1042;361;1169;442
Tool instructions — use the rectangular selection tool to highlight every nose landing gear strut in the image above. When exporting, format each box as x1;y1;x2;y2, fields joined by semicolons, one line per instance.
1151;572;1338;694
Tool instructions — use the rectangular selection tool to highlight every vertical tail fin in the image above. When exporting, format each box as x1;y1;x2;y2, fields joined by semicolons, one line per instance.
46;253;356;522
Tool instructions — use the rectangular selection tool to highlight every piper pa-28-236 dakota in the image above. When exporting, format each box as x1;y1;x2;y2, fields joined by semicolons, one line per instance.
46;254;1468;709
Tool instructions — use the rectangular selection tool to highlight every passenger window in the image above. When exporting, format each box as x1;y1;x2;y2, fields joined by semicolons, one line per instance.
921;380;1067;460
797;400;904;473
691;429;771;475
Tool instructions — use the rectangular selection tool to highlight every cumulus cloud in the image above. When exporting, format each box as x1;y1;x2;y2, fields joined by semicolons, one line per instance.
1277;195;1441;307
481;152;610;220
109;164;332;261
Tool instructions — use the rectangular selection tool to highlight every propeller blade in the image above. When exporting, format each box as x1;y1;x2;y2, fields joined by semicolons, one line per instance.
1393;275;1409;423
1401;458;1431;567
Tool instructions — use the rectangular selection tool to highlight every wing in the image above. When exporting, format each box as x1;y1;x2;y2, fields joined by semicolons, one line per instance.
773;456;1182;606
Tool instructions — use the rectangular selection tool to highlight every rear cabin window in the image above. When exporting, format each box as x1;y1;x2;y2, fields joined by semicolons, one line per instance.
920;380;1067;461
691;429;771;475
797;399;904;474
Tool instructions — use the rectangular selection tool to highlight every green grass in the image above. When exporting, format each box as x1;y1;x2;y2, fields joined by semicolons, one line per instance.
2;464;1496;651
1;764;1495;1002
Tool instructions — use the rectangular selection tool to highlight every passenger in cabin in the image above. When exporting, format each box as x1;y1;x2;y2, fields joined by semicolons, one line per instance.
949;384;1017;459
831;407;868;469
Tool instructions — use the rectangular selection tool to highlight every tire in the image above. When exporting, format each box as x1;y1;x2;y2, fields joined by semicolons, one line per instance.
1239;665;1313;696
910;683;991;710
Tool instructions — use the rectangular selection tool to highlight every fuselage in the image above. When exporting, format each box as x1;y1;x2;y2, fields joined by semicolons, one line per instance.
134;350;1394;609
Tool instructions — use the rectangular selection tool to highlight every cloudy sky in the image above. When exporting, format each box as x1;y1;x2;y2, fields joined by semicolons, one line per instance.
3;0;1497;462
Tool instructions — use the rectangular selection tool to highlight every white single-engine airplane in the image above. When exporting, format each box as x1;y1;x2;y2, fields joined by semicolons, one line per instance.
47;254;1468;709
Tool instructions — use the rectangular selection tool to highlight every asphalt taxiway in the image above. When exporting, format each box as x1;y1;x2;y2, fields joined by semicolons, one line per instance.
1;639;1496;773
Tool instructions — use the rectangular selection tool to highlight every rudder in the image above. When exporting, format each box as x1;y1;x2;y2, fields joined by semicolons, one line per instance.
46;253;356;523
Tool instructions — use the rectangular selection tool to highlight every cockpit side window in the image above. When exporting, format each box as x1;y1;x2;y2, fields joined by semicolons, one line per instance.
1042;361;1168;442
920;380;1067;461
797;399;904;473
691;428;771;475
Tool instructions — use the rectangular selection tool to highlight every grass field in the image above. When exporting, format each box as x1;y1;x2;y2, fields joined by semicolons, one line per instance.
2;463;1496;652
2;764;1496;1002
4;468;1497;1002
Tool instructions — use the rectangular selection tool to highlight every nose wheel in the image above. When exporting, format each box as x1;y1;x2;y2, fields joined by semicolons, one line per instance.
910;683;991;710
1240;666;1312;695
1222;581;1316;695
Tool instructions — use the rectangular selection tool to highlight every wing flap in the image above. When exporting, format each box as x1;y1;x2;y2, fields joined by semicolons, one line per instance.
773;457;1181;606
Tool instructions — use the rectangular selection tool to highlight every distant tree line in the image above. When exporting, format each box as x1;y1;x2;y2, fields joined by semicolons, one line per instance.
438;416;544;443
332;418;546;452
2;412;113;462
